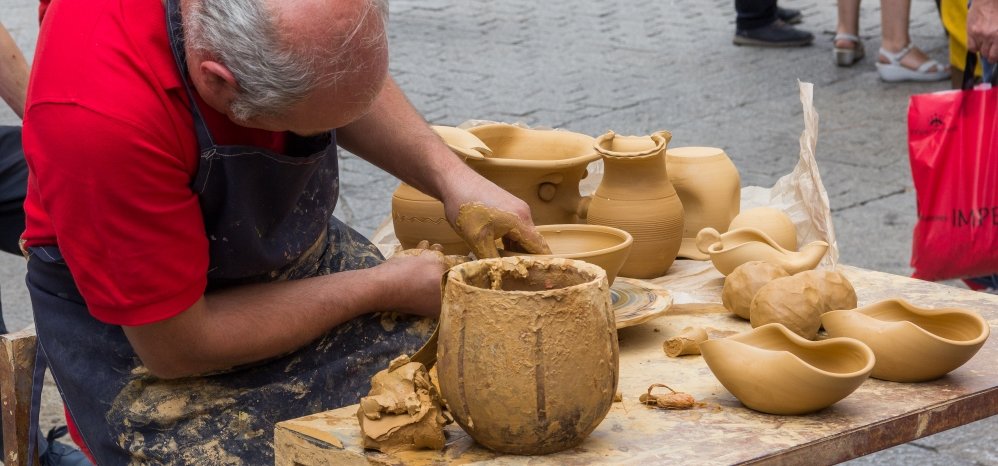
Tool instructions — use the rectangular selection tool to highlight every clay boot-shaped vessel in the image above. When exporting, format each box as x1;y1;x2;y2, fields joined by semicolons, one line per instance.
587;131;684;278
695;227;828;276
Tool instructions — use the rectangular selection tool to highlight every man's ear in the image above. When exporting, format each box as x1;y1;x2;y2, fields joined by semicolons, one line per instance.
198;60;239;96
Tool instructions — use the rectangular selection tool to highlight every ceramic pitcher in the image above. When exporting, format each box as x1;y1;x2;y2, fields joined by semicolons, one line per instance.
586;130;684;278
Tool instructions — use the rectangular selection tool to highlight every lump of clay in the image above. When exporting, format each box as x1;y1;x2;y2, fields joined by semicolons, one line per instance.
663;326;708;357
750;274;823;340
356;355;449;453
722;261;790;320
795;269;857;313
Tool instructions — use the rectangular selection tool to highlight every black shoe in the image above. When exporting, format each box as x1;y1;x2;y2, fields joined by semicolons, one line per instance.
733;20;814;47
776;7;803;25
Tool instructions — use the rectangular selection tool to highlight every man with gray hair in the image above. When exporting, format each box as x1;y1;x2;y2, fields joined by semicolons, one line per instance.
22;0;548;462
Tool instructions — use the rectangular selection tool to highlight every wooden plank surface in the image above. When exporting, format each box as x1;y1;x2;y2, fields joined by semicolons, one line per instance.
275;263;998;465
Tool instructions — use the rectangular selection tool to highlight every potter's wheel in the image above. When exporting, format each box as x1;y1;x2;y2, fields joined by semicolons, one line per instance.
611;277;673;329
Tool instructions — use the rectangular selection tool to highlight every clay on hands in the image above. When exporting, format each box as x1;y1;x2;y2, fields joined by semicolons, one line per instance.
453;202;550;259
394;240;470;269
356;355;449;453
721;261;790;320
663;326;708;357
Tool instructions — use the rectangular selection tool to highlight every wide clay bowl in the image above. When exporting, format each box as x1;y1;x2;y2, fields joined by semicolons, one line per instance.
500;224;632;285
822;299;990;382
700;323;874;415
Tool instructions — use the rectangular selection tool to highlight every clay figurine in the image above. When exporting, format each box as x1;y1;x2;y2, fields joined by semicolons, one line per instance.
696;226;828;276
721;261;790;320
356;355;449;453
728;207;797;250
822;299;990;382
586;130;685;278
700;323;874;415
666;147;741;260
437;257;619;455
500;224;632;285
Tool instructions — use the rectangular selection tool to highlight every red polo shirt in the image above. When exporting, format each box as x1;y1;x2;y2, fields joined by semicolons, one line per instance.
23;0;286;325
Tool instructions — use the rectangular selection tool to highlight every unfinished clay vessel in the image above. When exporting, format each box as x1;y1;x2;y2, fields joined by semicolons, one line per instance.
465;124;599;225
437;257;619;455
700;323;874;415
500;224;632;285
822;299;990;382
728;207;797;251
391;126;493;254
696;227;828;276
587;130;684;278
666;147;741;260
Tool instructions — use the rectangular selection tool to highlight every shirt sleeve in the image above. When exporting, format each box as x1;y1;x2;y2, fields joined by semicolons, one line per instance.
23;102;208;326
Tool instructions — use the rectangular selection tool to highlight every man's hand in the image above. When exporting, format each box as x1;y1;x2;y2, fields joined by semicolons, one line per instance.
969;0;998;63
441;176;550;259
385;240;469;316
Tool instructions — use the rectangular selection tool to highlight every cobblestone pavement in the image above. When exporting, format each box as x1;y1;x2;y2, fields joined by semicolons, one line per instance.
2;0;996;463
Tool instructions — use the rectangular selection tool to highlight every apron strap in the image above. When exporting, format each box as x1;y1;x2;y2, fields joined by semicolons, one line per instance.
164;0;216;150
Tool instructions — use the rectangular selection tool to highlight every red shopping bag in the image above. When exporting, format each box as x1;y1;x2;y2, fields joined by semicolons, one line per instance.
908;54;998;281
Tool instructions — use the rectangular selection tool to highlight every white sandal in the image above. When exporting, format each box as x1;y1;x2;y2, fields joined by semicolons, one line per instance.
833;33;865;67
876;43;949;82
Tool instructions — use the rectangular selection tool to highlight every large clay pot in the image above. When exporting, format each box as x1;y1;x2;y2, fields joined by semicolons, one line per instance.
666;147;741;260
464;124;599;225
587;130;685;278
391;183;469;255
437;257;619;455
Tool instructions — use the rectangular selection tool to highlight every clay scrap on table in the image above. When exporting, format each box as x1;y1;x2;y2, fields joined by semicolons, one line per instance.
639;384;696;410
356;355;449;454
663;326;708;357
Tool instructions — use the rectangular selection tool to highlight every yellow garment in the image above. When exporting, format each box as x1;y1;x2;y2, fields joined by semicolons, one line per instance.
942;0;983;76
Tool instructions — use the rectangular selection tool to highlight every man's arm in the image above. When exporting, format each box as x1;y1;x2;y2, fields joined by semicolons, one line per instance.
968;0;998;63
336;77;548;258
0;22;28;119
122;251;446;379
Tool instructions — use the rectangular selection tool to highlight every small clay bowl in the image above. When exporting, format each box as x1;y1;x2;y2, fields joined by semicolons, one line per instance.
822;299;990;382
500;224;632;285
700;323;874;415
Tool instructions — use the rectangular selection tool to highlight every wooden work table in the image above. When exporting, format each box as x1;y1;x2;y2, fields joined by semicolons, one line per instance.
274;262;998;465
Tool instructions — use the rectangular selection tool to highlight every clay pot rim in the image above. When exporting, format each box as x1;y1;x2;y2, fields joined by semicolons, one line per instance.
701;323;876;379
464;123;601;167
501;224;633;259
665;146;728;160
593;130;672;159
823;298;990;347
446;256;608;296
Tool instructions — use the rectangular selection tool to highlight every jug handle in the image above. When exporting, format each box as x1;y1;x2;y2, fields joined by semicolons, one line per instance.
577;195;592;220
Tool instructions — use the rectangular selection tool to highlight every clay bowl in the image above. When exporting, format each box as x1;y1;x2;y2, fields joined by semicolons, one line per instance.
822;299;990;382
700;323;874;415
500;224;632;285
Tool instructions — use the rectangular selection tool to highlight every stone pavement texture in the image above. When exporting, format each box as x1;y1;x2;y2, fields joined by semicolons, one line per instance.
1;0;996;463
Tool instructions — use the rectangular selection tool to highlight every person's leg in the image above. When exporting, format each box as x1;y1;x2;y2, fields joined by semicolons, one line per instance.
736;0;779;30
879;0;947;73
836;0;862;48
0;126;27;257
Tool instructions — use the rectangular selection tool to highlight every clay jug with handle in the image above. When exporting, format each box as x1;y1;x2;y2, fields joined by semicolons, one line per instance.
586;130;684;278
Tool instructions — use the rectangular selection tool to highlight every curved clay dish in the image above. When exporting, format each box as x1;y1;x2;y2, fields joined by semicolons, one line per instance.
437;257;618;455
431;125;491;160
500;224;632;285
666;147;741;261
695;227;828;276
822;299;990;382
728;207;797;251
700;323;874;415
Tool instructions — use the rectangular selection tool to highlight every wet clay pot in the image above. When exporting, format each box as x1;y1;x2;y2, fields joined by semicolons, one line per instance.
437;257;619;455
700;323;874;415
696;227;828;276
587;130;684;278
666;147;741;261
464;124;600;225
728;207;797;251
500;224;633;285
822;299;990;382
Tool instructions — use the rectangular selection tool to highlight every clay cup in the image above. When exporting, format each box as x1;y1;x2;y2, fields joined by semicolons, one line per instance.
499;224;632;285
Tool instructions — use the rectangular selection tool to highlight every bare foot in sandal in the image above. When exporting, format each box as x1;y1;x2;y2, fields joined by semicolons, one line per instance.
876;43;949;82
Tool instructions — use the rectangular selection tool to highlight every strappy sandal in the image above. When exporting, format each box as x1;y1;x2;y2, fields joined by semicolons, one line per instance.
876;43;949;82
833;33;865;67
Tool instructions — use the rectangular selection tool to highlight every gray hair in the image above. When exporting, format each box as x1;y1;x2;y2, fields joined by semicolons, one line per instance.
184;0;389;121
